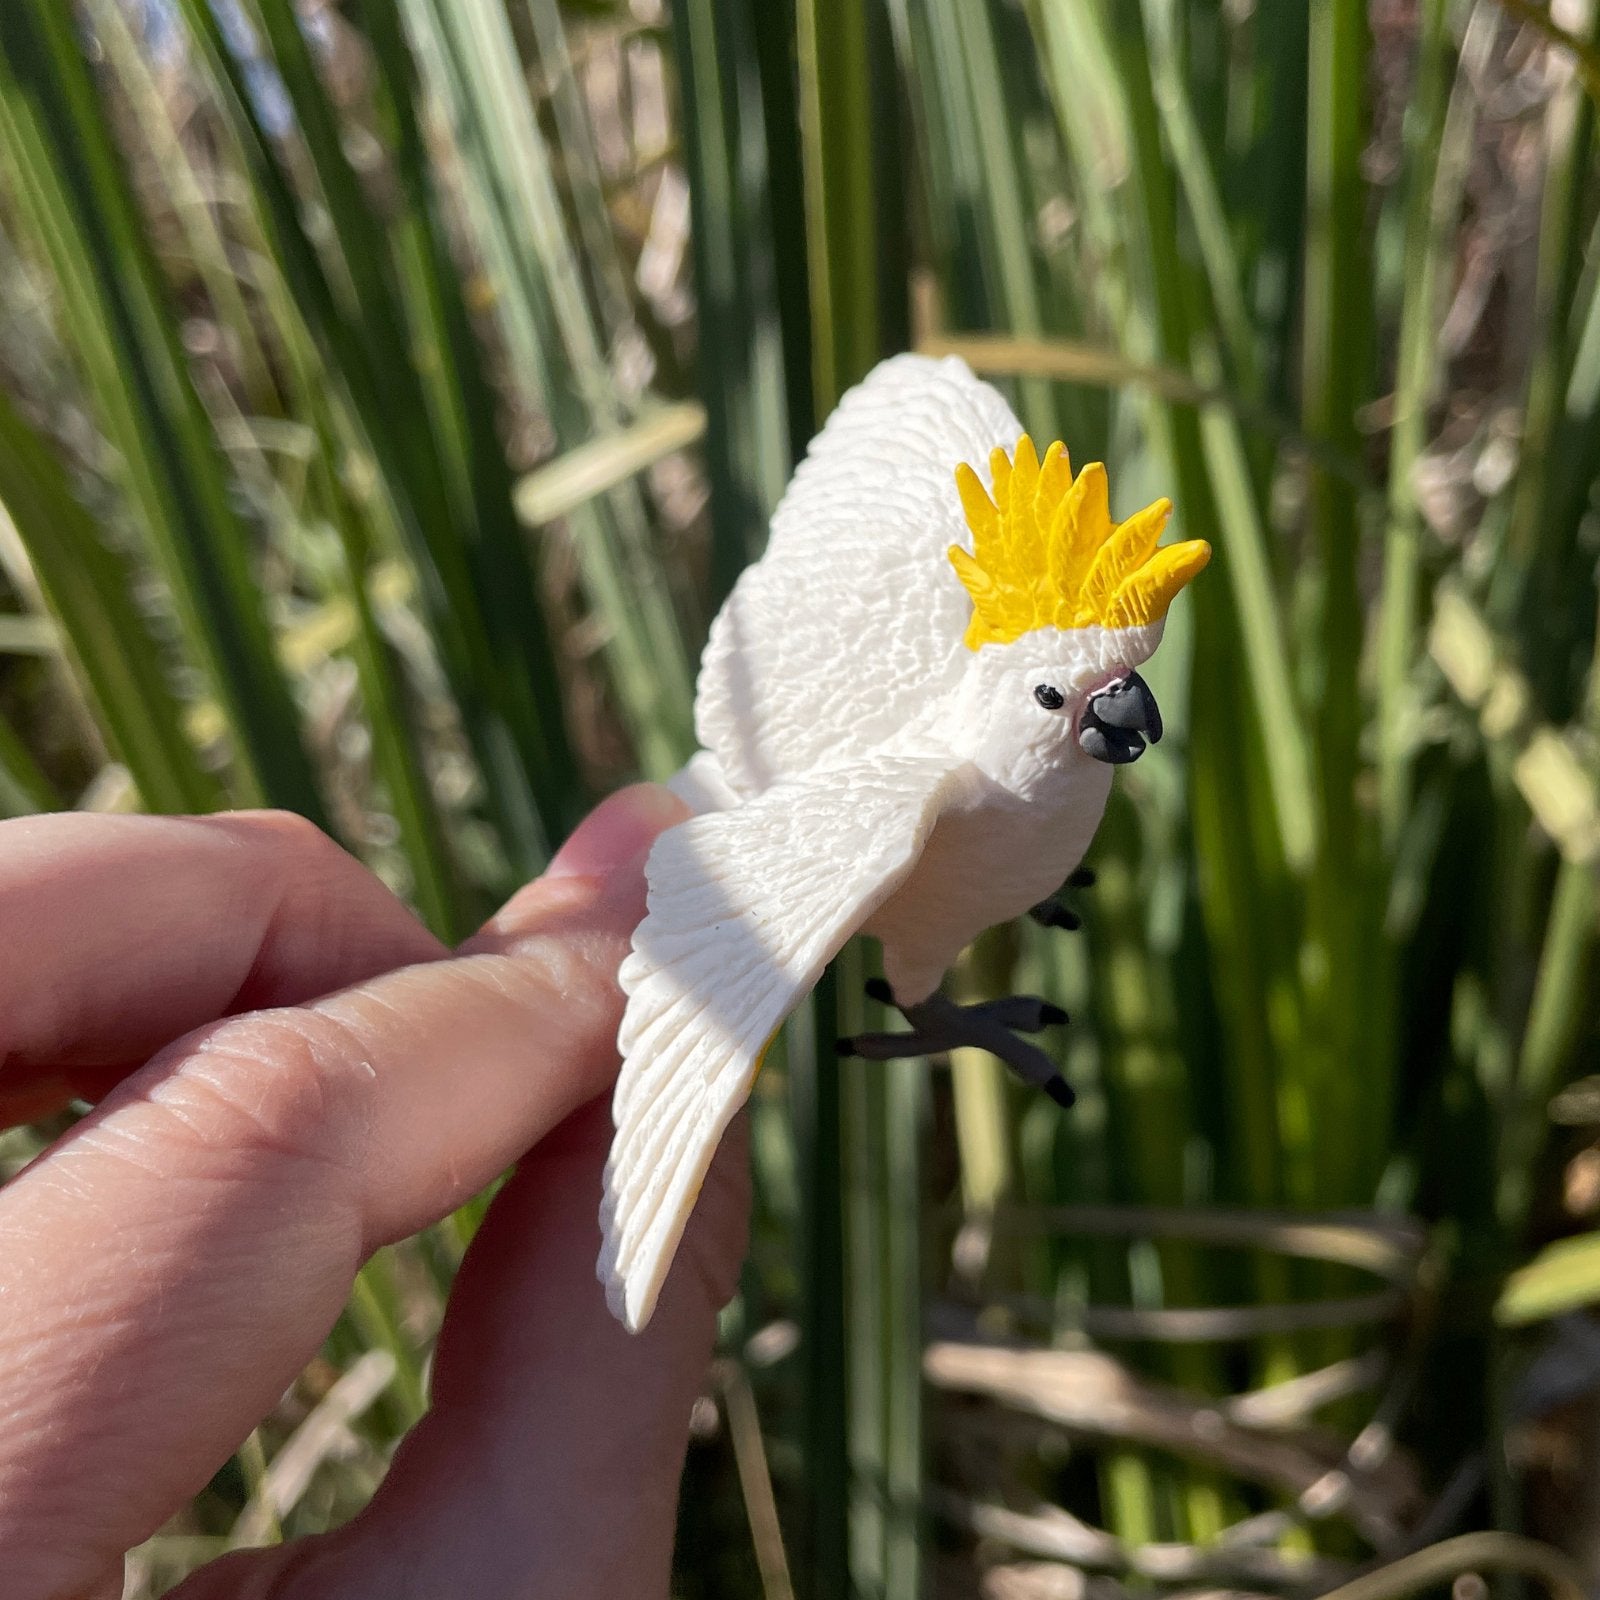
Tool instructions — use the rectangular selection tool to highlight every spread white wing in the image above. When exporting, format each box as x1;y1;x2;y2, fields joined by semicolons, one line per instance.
600;753;968;1331
696;354;1022;796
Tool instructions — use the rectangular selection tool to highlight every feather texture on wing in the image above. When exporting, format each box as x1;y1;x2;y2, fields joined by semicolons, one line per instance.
695;355;1021;796
600;754;967;1331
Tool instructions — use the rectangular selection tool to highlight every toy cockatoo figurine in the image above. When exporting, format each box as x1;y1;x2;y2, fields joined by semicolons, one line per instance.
599;354;1209;1331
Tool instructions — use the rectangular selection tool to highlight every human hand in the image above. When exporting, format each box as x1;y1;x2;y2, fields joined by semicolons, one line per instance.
0;786;750;1600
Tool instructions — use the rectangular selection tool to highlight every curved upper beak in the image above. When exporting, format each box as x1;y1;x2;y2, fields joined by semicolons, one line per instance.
1078;671;1162;765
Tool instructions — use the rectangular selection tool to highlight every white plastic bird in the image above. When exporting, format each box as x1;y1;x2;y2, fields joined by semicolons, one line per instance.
599;354;1209;1331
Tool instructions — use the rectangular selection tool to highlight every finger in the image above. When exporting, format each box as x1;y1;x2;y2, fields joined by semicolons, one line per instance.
175;1100;750;1600
0;810;447;1125
0;785;686;1600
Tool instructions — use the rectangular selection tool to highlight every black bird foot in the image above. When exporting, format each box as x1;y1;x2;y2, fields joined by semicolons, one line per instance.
1028;864;1096;931
839;979;1075;1107
1029;898;1081;931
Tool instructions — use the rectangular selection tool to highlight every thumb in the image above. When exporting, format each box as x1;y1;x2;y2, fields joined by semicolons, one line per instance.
467;781;689;955
0;785;689;1600
214;1103;751;1600
171;785;746;1600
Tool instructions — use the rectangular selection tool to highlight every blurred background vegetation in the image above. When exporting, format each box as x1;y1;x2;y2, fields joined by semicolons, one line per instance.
1;0;1599;1594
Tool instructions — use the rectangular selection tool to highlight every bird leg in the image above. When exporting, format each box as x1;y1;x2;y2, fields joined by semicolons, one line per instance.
838;978;1075;1108
1028;864;1095;931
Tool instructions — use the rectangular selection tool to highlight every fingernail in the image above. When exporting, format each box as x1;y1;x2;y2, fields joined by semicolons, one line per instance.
545;784;688;882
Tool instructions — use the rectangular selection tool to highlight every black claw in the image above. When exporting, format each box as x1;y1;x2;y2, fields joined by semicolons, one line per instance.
838;1029;934;1062
970;995;1069;1032
1032;868;1095;932
1030;898;1082;931
864;976;894;1005
843;990;1076;1111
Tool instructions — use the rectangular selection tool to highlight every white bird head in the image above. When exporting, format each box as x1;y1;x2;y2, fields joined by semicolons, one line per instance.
938;434;1210;793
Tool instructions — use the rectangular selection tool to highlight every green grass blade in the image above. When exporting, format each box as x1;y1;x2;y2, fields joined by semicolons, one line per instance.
1299;0;1384;1206
0;701;58;815
359;0;591;832
1376;0;1464;847
926;0;1059;433
173;0;579;868
786;972;849;1600
519;0;639;350
1502;4;1600;715
1497;859;1598;1230
1302;0;1371;857
397;0;694;777
671;0;807;598
513;403;707;525
1143;2;1258;391
1499;1228;1600;1324
0;389;222;813
0;2;323;818
86;0;282;412
797;0;906;407
321;448;464;941
796;2;922;1591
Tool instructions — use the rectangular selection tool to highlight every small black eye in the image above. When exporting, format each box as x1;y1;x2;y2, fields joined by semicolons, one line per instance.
1034;684;1066;711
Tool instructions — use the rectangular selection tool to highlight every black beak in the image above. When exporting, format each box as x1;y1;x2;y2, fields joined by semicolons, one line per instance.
1078;671;1162;765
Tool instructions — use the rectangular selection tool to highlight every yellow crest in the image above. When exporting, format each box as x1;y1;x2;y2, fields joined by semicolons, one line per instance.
946;435;1211;649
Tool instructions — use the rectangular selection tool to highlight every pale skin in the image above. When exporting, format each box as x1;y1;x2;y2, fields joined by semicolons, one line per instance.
0;784;749;1600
